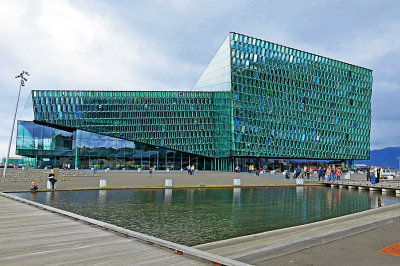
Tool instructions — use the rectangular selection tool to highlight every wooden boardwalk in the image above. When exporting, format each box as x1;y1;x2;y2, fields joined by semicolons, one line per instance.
0;194;248;266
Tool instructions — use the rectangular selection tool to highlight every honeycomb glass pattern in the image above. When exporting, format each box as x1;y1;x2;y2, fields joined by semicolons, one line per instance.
31;90;231;159
230;32;372;160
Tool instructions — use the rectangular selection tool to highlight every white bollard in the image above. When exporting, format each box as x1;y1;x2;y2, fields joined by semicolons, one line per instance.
345;173;351;180
296;178;304;185
99;180;107;188
167;168;170;172
138;168;141;173
233;179;241;186
165;179;172;187
47;181;56;189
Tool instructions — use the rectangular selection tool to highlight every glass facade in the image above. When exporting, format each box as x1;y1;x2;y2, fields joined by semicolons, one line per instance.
17;32;373;170
17;121;213;170
229;32;372;160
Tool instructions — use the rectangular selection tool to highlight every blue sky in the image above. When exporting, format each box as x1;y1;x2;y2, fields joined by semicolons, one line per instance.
0;0;399;157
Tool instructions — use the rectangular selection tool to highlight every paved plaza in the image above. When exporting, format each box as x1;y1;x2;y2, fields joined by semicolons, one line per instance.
0;168;378;192
0;169;311;192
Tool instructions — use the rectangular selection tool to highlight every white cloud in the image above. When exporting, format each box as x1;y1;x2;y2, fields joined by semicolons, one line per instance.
0;0;204;157
0;0;202;90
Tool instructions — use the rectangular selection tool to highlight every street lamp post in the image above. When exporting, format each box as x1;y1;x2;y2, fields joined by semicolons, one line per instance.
2;71;29;179
397;156;400;170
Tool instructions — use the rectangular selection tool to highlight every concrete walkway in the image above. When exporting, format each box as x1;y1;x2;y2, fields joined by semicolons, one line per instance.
196;203;400;265
262;219;400;266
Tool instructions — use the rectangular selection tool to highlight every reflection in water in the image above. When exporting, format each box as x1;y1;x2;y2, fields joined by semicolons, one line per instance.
98;190;107;204
11;187;400;246
296;186;304;197
164;189;172;204
233;187;241;199
30;192;37;201
45;191;55;205
233;187;241;228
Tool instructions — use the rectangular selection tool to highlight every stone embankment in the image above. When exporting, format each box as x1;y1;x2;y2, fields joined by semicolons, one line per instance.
0;169;49;182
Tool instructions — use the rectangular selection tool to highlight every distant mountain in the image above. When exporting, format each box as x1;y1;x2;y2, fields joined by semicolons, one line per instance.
355;146;400;169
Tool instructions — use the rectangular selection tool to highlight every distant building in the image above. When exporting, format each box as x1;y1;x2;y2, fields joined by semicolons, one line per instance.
16;32;373;170
1;157;24;166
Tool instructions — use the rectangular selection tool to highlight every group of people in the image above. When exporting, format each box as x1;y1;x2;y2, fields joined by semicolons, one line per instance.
187;165;196;175
294;165;314;179
317;166;343;181
295;165;343;181
366;166;382;184
236;164;265;175
61;163;71;170
31;169;57;192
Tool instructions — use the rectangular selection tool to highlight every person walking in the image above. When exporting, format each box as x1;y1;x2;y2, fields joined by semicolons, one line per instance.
149;166;154;177
318;167;325;182
48;170;57;189
367;166;371;181
295;165;301;178
235;165;240;174
187;165;191;175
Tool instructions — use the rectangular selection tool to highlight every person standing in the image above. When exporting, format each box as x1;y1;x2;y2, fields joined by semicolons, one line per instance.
48;170;57;189
331;165;336;181
335;168;340;180
191;165;195;175
30;182;38;192
302;166;307;179
366;166;371;181
187;165;191;175
376;166;381;183
326;166;332;181
149;166;154;177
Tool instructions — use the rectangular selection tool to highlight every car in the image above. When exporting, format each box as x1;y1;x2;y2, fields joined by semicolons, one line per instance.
382;169;397;179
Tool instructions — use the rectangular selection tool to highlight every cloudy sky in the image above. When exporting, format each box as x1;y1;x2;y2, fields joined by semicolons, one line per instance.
0;0;399;157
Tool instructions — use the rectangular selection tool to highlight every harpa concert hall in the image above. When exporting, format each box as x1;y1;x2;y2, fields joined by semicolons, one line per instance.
16;32;373;171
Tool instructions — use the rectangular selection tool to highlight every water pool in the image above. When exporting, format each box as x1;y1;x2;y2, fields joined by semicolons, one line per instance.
12;187;400;246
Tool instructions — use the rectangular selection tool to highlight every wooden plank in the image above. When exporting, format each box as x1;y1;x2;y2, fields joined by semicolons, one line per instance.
0;196;206;265
0;193;250;266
